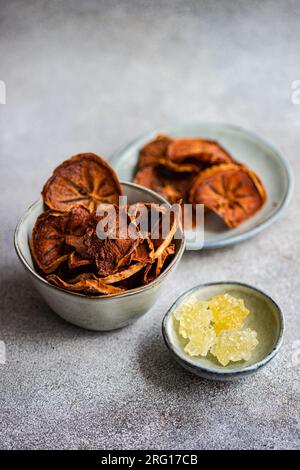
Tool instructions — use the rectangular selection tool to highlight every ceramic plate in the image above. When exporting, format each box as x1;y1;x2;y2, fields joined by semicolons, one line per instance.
111;123;293;250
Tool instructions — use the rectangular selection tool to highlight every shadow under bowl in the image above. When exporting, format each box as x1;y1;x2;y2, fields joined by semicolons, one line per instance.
14;182;185;331
162;282;284;381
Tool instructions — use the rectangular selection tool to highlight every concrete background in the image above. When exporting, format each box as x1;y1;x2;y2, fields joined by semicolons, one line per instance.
0;0;300;449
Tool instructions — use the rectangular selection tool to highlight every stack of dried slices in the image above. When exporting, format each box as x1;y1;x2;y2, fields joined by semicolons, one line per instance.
134;135;267;228
30;154;180;295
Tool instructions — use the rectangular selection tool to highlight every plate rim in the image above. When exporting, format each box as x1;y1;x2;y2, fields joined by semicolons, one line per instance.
110;122;294;250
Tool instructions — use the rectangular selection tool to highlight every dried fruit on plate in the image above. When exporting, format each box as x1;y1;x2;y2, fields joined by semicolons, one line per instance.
134;166;195;203
189;163;267;228
134;134;267;228
42;153;122;212
167;138;234;165
138;134;200;173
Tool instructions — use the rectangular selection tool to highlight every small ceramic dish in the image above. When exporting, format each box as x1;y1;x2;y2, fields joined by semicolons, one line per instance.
111;123;293;250
14;182;185;331
162;282;284;380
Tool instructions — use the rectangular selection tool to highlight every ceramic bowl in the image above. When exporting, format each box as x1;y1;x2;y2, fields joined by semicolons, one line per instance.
14;182;185;331
162;282;284;380
111;122;293;250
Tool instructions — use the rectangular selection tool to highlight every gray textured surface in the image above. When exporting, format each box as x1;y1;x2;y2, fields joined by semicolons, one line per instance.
0;0;300;450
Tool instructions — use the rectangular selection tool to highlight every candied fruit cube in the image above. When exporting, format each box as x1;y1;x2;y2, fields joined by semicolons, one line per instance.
210;328;258;366
173;295;212;339
173;294;199;321
209;293;249;335
184;326;216;357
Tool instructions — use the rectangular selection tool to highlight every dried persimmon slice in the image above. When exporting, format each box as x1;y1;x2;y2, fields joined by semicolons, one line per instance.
142;243;174;284
134;166;194;203
99;262;146;284
151;204;181;260
155;244;175;277
68;252;93;269
189;163;267;228
168;138;234;165
138;134;199;172
84;229;140;277
31;205;92;273
46;274;124;295
30;211;69;274
42;153;122;212
84;205;141;276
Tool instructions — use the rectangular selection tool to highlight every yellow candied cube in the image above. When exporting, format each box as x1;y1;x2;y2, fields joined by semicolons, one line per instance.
184;326;216;357
173;295;212;339
209;293;249;335
210;328;258;366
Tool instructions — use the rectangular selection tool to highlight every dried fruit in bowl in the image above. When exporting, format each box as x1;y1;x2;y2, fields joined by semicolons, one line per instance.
30;206;91;274
46;274;125;295
31;153;180;295
189;163;267;227
42;153;122;212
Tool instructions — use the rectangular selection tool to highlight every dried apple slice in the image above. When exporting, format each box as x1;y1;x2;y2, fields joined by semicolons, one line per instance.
168;138;234;165
46;274;124;294
189;163;267;228
42;153;122;212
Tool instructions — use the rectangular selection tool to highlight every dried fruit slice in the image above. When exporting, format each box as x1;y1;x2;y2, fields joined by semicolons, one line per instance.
155;243;175;277
168;138;234;165
30;206;91;274
42;153;122;212
100;262;146;284
46;274;124;295
151;204;181;260
139;134;172;168
68;252;93;269
210;328;258;366
189;163;267;227
131;239;154;263
134;166;194;203
138;134;199;172
30;211;70;274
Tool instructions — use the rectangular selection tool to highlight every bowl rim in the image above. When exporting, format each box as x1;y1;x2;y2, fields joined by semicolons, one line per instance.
162;281;284;377
14;181;186;301
111;122;294;250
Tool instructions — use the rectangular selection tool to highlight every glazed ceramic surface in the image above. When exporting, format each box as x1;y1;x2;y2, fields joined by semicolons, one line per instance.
162;282;284;381
15;182;185;331
111;123;293;250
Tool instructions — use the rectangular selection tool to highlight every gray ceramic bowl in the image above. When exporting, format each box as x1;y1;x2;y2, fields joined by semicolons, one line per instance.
162;282;284;380
14;182;185;331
